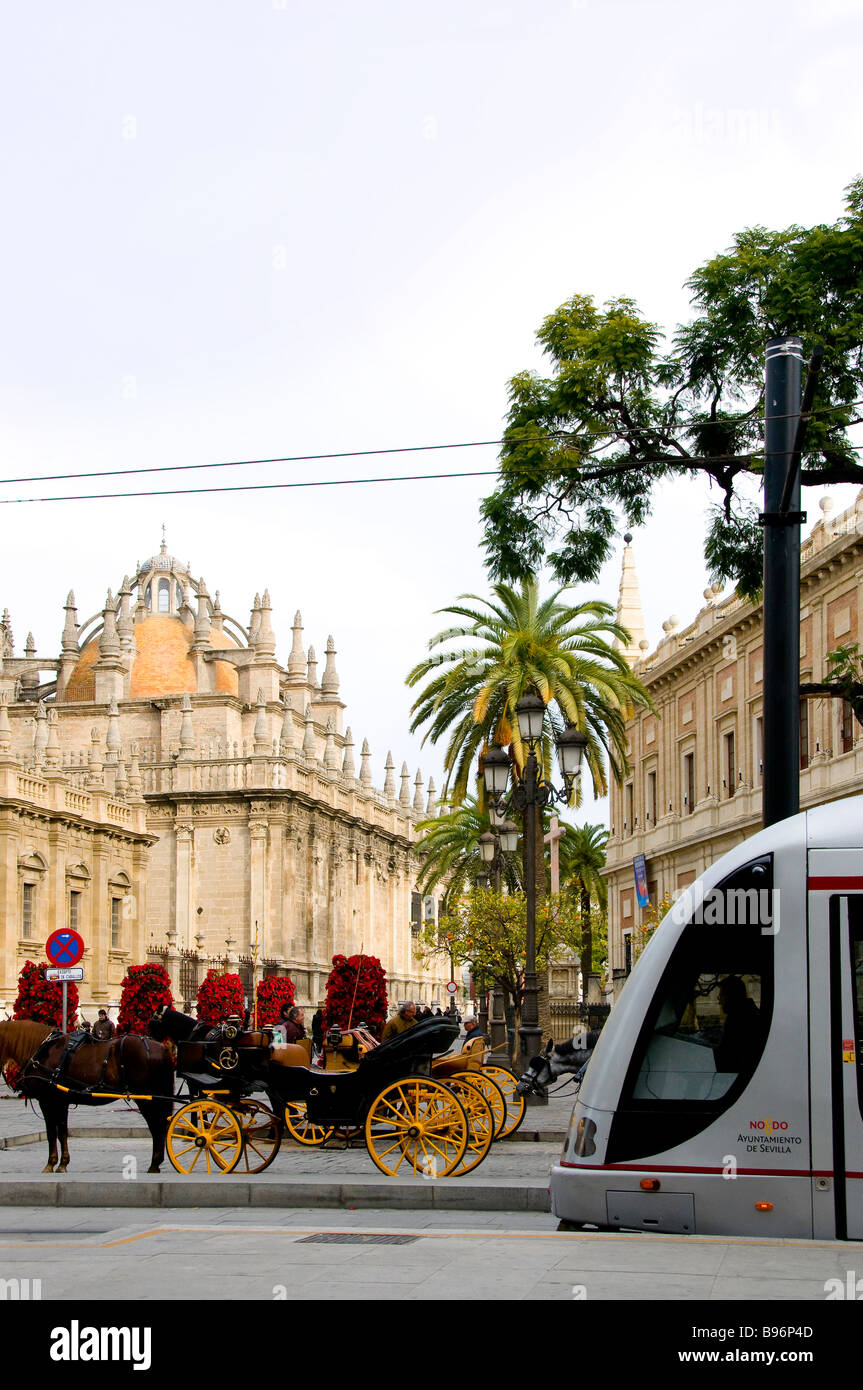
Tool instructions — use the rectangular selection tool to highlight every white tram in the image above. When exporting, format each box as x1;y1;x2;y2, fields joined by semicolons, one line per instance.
550;796;863;1239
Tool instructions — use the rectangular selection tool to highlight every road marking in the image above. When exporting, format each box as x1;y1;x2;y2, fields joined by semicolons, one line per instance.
0;1225;849;1251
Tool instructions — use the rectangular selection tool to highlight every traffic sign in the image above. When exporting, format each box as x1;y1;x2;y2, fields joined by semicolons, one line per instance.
45;929;85;968
446;981;458;995
46;967;84;982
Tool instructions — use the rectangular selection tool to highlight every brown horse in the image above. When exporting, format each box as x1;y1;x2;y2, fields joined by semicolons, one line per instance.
0;1020;175;1173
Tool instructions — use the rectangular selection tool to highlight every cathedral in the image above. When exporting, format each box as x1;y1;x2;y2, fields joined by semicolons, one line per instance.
0;535;448;1015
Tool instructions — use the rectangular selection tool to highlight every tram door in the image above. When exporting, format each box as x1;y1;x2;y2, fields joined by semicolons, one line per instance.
808;856;863;1240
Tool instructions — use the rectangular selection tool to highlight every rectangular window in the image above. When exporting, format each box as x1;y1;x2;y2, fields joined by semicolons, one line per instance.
69;890;80;931
625;783;634;834
842;700;854;755
646;770;657;825
800;698;810;771
111;898;121;949
21;883;34;939
724;731;736;797
754;716;763;786
683;753;695;814
624;932;632;975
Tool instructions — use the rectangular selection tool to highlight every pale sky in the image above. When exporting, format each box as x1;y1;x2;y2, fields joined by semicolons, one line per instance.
1;0;861;830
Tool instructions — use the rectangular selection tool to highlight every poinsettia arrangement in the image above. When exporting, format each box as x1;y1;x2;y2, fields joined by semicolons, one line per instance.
196;970;245;1026
254;975;295;1025
117;963;173;1035
13;960;78;1028
323;953;388;1038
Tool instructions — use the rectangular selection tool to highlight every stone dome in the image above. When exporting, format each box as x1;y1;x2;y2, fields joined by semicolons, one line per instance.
61;614;239;702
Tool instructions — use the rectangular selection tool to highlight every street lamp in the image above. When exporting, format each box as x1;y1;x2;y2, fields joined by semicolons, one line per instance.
482;700;588;1088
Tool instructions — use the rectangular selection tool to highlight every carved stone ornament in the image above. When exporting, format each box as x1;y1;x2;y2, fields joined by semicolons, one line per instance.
213;827;231;846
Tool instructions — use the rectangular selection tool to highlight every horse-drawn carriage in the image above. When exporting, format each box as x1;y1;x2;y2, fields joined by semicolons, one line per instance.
153;1010;525;1178
0;1010;526;1179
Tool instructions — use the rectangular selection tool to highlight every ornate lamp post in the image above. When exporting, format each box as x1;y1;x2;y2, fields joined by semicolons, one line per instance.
482;698;587;1084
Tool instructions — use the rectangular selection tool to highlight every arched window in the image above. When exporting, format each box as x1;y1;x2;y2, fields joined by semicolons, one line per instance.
158;579;170;613
145;584;152;610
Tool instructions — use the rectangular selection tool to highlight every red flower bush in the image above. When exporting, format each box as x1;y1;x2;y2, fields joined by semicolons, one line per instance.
117;963;173;1035
196;970;245;1026
255;975;295;1025
13;960;78;1029
323;954;387;1038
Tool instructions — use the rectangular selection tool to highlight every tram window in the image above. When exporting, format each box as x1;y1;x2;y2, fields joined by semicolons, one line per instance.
607;856;774;1163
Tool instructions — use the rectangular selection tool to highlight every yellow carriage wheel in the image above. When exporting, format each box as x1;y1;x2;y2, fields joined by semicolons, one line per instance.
451;1070;507;1138
442;1076;494;1176
233;1099;282;1173
364;1076;468;1178
482;1064;527;1138
166;1099;244;1175
283;1101;335;1147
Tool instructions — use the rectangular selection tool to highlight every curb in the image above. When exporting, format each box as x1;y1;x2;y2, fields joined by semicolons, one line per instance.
0;1177;551;1212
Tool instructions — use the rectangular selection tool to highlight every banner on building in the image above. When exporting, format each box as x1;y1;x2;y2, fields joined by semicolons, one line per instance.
633;854;650;908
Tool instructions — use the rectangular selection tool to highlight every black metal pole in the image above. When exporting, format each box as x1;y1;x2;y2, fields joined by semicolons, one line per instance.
762;335;805;828
518;748;543;1082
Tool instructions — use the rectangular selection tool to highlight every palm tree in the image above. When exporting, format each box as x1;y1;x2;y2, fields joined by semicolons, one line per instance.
407;576;652;806
414;795;521;909
559;822;608;1001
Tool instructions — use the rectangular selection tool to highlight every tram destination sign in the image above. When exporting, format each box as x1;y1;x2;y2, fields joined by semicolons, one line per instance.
45;967;84;983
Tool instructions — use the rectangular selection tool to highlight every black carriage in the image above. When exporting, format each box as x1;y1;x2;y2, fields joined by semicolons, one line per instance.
162;1013;498;1178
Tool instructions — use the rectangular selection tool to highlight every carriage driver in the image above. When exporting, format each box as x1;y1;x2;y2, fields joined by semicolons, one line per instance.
381;1001;418;1043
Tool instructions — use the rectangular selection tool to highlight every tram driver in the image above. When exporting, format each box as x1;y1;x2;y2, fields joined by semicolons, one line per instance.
714;975;763;1073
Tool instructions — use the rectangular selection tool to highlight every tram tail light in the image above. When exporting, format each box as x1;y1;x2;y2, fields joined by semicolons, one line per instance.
640;1179;661;1192
755;1202;773;1212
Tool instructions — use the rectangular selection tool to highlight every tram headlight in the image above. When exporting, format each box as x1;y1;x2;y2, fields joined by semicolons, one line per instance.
573;1116;596;1157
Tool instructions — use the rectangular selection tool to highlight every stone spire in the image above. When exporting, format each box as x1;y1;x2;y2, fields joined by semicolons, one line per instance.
413;769;425;814
179;694;195;757
117;578;134;650
61;591;79;655
280;697;296;754
287;610;306;680
249;593;262;648
25;633;35;658
105;696;121;763
399;761;411;806
20;635;39;697
614;533;646;663
0;690;13;757
32;700;48;767
426;776;437;818
1;609;14;657
128;742;143;798
302;704;317;758
342;727;355;777
321;637;340;695
210;591;224;635
360;738;373;787
44;709;61;770
323;716;339;770
256;589;276;658
384;752;396;799
194;580;211;646
306;646;318;689
86;726;104;786
253;689;269;755
114;758;128;798
99;590;121;658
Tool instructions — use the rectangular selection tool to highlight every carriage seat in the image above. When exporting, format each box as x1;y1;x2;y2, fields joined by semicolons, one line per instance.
432;1037;485;1078
270;1038;313;1068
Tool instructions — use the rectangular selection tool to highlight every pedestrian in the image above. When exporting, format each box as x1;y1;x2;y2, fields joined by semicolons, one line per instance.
461;1014;488;1052
311;1005;324;1051
280;1005;306;1044
381;1001;418;1043
92;1009;115;1041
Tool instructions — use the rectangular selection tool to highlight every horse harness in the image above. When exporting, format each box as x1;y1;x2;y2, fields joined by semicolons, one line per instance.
23;1030;145;1098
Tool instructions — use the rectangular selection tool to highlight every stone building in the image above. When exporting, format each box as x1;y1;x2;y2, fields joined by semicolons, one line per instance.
0;535;447;1013
605;493;863;994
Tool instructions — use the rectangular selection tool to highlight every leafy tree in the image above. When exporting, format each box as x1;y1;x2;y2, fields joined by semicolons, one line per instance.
559;822;608;999
414;794;522;907
632;893;675;966
482;178;863;598
407;576;652;807
801;643;863;727
419;888;585;1033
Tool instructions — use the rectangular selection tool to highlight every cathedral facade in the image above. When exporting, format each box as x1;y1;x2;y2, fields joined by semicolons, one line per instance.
0;537;447;1014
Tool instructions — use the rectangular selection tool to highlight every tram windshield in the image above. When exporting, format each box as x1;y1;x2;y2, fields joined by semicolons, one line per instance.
608;856;774;1163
